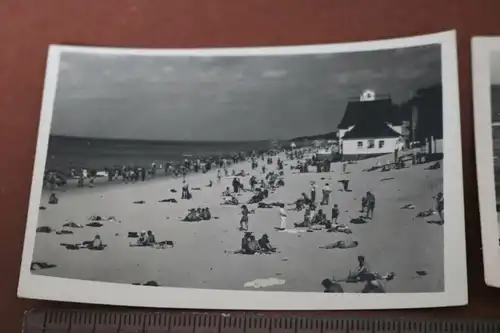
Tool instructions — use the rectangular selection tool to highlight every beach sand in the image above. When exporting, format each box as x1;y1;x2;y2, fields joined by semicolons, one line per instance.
32;152;444;293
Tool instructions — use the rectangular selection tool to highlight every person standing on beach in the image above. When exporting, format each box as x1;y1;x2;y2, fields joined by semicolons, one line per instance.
279;204;287;230
361;196;367;213
232;177;240;193
181;181;189;199
331;204;339;224
435;192;444;223
321;183;332;205
365;191;375;219
217;169;222;183
240;205;249;231
303;206;312;227
310;182;317;203
342;162;347;173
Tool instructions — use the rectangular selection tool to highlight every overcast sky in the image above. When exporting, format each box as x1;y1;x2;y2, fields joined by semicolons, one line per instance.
50;44;441;141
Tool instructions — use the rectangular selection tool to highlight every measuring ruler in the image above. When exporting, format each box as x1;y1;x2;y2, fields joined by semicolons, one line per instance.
23;310;500;333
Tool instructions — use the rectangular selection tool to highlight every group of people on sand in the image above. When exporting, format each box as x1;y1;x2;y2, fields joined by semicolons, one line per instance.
132;230;156;246
182;208;212;222
322;255;394;293
233;232;276;255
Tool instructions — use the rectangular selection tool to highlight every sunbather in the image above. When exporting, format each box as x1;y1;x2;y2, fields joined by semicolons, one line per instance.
222;196;239;206
319;240;358;249
182;209;201;222
258;234;276;253
48;193;58;205
321;278;344;293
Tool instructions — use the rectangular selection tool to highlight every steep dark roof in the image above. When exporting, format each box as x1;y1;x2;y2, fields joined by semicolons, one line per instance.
337;98;401;129
342;120;401;140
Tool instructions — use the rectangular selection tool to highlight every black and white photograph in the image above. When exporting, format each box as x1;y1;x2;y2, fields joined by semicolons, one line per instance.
473;37;500;288
18;31;467;310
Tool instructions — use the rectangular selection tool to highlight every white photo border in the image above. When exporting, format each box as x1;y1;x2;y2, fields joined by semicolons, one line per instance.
18;30;467;310
472;36;500;288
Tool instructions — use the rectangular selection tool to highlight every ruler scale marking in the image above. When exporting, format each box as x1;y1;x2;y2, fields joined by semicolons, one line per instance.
22;311;500;333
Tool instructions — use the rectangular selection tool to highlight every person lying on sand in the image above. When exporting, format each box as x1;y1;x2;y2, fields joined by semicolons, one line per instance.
319;240;358;249
61;235;107;250
62;221;84;228
48;193;58;205
30;261;57;271
159;198;178;203
416;209;435;218
221;196;239;206
328;224;352;234
321;278;344;293
248;192;264;204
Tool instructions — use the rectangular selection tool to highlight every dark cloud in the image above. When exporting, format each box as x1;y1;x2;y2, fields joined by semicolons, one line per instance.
51;44;441;141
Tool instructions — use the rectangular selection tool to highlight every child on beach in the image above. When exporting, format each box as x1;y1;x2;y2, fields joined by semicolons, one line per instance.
279;204;287;230
331;204;339;224
361;196;367;213
222;187;231;197
435;192;444;223
217;170;222;183
240;205;249;231
181;181;191;200
304;206;312;227
48;193;58;205
310;181;317;203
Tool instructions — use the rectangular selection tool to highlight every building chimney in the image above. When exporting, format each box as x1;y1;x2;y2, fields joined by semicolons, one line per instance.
360;89;376;102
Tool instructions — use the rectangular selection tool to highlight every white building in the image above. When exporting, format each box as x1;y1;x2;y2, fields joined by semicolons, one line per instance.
337;90;403;158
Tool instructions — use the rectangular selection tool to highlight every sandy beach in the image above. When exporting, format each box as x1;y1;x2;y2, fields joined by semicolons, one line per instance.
31;152;443;293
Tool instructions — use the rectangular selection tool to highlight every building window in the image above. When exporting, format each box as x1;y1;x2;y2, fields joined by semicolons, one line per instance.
368;139;375;149
379;140;385;148
357;141;363;148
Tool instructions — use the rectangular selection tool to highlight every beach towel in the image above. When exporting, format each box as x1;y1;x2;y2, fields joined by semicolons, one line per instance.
244;278;285;289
